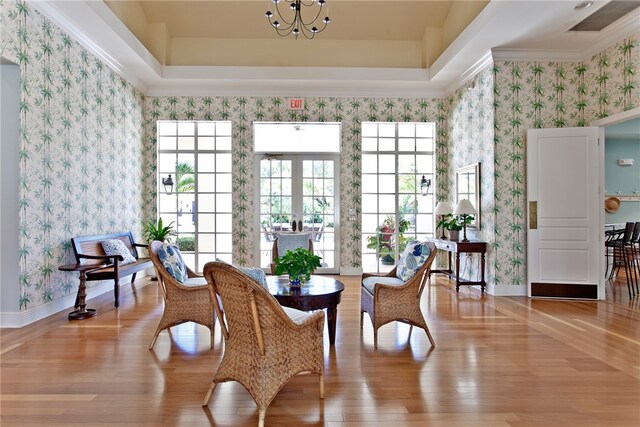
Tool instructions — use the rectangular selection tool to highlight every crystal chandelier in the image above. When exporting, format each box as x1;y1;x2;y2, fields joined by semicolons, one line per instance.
265;0;331;40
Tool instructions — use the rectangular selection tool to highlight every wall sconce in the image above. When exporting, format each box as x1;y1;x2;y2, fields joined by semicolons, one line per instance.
419;175;431;196
453;199;477;242
162;174;174;195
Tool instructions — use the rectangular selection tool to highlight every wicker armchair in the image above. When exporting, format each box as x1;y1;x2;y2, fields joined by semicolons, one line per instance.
202;261;325;427
148;241;217;350
360;242;437;349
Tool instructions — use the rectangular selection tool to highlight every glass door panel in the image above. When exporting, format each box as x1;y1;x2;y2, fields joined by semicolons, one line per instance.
258;155;339;274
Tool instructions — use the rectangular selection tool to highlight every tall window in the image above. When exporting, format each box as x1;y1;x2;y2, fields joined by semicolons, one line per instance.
361;122;435;273
157;121;233;271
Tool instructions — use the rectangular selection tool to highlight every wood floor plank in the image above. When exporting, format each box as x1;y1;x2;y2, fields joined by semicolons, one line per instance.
1;274;639;426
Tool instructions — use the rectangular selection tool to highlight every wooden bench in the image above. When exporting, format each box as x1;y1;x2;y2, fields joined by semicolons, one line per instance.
71;232;152;307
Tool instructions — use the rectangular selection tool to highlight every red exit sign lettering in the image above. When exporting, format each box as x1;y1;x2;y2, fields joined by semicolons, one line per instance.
288;98;305;110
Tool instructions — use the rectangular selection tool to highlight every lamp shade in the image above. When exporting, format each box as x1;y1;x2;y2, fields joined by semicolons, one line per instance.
453;199;476;215
434;201;453;215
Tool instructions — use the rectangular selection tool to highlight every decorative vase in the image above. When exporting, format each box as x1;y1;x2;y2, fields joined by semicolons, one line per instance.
289;277;301;287
380;254;395;265
448;230;460;241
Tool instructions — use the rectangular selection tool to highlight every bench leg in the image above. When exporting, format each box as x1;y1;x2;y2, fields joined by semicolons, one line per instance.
131;273;137;284
114;279;119;308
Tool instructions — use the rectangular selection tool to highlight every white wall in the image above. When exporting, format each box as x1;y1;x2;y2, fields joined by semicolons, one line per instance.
1;62;20;313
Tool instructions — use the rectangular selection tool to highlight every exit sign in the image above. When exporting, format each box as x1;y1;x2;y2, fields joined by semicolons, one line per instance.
287;98;305;110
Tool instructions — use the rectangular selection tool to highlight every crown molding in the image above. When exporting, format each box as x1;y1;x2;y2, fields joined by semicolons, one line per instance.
32;0;163;93
444;50;493;95
491;49;583;62
147;65;447;98
491;10;639;64
580;11;640;60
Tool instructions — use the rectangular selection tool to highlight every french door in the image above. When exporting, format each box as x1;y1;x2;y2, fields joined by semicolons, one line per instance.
256;155;339;274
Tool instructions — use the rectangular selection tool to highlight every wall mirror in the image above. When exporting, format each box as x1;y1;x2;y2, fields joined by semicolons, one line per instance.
455;162;481;229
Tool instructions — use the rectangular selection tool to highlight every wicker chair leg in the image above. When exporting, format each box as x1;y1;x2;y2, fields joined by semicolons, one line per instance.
258;408;266;427
149;328;162;350
319;374;325;399
210;325;214;349
424;326;436;348
373;328;378;349
202;381;217;407
408;325;413;338
360;310;364;328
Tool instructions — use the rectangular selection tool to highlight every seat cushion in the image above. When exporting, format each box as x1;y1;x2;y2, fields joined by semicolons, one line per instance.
101;239;136;265
396;240;431;281
182;276;207;287
158;243;188;283
282;306;313;325
276;233;311;256
215;258;268;287
239;267;268;287
362;276;405;294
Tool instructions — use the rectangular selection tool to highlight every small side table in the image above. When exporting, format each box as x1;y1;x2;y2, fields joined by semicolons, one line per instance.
428;238;487;293
58;263;106;320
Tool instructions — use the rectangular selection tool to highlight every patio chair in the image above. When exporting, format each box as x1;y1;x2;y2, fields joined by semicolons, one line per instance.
202;261;325;427
148;241;218;349
360;241;437;349
270;232;314;274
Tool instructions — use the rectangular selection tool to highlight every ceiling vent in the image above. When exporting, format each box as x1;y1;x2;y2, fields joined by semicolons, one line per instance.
569;0;640;31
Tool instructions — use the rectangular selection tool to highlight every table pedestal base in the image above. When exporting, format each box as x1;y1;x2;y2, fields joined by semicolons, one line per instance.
68;308;97;320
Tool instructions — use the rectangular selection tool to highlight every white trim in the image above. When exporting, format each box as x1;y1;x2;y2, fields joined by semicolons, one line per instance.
593;108;640;301
0;276;148;328
340;267;363;276
489;284;528;297
591;107;640;127
32;0;155;92
492;49;583;63
492;13;640;64
148;66;446;98
444;50;493;95
580;12;640;60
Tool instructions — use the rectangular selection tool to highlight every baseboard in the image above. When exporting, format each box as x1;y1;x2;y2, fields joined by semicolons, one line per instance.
530;282;599;300
0;273;149;328
489;283;528;297
340;267;363;276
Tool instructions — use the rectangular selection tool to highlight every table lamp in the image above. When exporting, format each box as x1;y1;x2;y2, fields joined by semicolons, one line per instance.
453;199;476;242
434;201;453;239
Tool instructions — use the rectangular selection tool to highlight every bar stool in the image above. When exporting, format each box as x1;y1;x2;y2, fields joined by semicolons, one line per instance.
606;222;637;298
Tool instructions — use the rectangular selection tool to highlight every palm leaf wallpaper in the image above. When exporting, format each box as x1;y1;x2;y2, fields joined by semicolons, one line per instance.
1;0;638;311
1;1;146;310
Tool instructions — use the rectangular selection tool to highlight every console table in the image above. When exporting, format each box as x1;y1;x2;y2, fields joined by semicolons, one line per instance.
428;238;487;293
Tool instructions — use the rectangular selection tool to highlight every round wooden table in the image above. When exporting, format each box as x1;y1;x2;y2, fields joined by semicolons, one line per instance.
58;263;106;320
266;275;345;345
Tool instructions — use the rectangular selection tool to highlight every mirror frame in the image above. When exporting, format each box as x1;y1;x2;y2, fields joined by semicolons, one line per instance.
455;162;481;229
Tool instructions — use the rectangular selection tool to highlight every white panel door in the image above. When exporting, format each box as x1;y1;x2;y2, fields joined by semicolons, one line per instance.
527;127;601;299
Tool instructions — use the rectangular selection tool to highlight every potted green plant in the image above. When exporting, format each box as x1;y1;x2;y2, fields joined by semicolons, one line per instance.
273;247;322;286
142;217;175;243
436;214;473;241
366;215;411;265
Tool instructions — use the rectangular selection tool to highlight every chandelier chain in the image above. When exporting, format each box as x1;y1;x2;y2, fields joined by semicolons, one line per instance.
265;0;331;40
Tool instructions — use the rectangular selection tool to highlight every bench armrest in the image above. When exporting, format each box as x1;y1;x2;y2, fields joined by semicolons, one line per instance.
77;254;124;263
133;242;148;249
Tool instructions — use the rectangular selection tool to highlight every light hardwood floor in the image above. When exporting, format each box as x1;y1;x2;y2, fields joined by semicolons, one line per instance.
1;273;639;426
